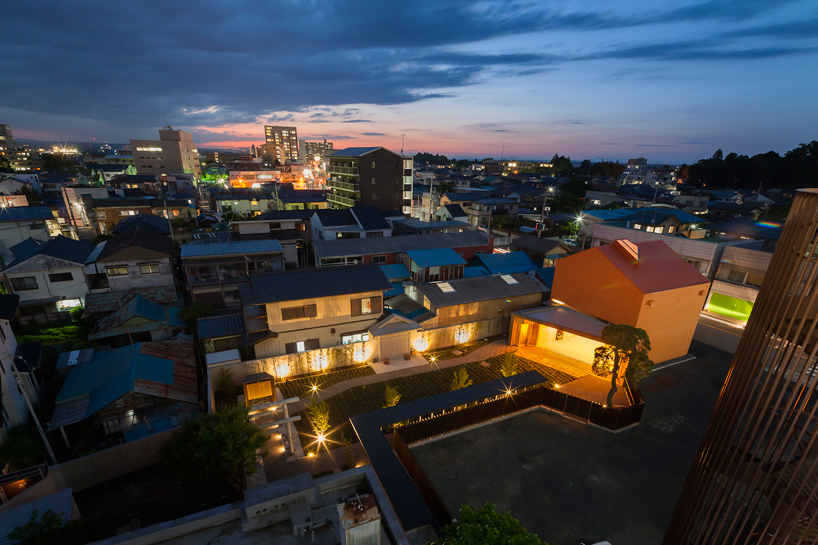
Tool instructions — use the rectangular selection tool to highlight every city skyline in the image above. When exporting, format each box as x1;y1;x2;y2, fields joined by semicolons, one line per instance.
2;0;817;163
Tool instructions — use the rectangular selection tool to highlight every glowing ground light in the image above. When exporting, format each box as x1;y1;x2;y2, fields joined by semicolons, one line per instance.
505;389;513;396
317;433;325;444
308;452;315;458
311;385;318;392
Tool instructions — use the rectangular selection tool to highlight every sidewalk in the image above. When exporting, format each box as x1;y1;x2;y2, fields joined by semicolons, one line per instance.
288;340;516;414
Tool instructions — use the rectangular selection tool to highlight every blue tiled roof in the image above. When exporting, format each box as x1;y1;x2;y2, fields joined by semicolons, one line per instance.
5;236;97;269
197;314;245;339
475;251;537;274
181;239;283;258
112;213;171;235
0;207;54;223
406;248;467;268
533;267;555;289
379;264;411;281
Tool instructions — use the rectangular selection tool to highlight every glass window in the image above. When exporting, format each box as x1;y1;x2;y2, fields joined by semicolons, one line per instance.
372;255;387;264
140;263;160;275
48;272;73;283
106;266;129;276
361;298;372;314
727;270;746;283
10;276;38;291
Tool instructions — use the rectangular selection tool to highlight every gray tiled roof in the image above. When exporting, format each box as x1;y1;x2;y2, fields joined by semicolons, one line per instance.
417;273;545;308
240;265;392;304
313;231;490;259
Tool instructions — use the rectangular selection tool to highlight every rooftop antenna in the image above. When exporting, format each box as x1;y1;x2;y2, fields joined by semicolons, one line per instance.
400;134;405;156
501;143;506;162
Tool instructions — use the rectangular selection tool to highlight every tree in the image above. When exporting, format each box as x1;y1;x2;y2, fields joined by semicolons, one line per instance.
159;407;268;496
450;367;473;391
592;324;652;407
0;424;47;471
308;400;330;437
8;509;102;545
498;353;517;378
429;502;553;545
179;302;213;331
384;384;401;407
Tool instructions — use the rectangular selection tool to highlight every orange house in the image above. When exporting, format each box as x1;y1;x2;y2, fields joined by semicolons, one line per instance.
551;239;710;363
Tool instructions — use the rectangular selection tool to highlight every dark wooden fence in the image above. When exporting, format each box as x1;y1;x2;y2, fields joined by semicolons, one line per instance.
393;432;453;527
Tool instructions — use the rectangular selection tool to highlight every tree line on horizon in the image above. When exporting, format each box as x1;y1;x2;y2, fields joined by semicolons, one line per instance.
415;140;818;190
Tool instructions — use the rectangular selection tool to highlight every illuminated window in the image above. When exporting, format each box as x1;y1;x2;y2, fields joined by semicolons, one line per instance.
140;263;160;275
106;266;129;276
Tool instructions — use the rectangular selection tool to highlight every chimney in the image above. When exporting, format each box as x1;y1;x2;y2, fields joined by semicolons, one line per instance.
613;239;640;263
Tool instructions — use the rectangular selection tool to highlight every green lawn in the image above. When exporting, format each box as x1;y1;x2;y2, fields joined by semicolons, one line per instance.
278;365;376;400
15;320;93;349
295;352;577;452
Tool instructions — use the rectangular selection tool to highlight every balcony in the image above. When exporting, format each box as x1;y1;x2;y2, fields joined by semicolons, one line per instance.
328;180;359;192
328;193;357;208
327;166;359;175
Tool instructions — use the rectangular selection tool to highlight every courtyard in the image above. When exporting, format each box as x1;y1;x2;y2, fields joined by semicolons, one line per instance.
411;341;732;545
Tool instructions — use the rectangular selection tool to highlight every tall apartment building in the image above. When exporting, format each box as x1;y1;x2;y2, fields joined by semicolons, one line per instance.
664;188;818;544
130;128;201;179
264;125;299;163
325;147;412;215
0;124;13;150
303;139;334;163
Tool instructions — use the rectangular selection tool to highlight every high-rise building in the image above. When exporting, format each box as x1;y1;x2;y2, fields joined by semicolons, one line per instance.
130;127;201;179
326;147;412;214
304;139;334;163
264;125;299;163
0;124;14;150
664;188;818;544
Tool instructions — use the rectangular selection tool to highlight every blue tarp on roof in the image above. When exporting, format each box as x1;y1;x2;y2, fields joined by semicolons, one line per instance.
406;248;466;268
379;264;410;281
475;251;536;274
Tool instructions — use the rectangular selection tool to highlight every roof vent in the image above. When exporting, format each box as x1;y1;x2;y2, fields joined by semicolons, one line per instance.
501;274;518;285
614;239;640;262
438;282;455;293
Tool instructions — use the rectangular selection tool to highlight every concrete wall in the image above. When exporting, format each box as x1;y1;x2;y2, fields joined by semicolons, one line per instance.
693;323;742;354
409;316;507;353
429;293;543;329
48;428;178;493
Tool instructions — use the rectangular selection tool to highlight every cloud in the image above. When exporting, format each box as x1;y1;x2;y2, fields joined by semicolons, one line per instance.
362;132;386;136
342;119;373;123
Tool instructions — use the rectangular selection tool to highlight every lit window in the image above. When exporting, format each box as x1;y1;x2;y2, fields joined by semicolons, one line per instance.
140;263;160;275
106;266;129;276
361;298;372;314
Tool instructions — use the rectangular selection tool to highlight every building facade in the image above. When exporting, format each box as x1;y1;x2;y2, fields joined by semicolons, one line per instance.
130;128;201;179
664;188;818;544
264;126;299;163
326;147;413;215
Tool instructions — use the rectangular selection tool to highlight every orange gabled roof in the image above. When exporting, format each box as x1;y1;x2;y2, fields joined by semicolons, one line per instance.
596;239;710;294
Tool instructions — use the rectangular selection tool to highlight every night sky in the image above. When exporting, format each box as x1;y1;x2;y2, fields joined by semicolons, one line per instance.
2;0;816;162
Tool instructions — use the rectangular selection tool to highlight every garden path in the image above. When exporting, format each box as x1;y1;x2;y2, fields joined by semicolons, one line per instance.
288;340;515;414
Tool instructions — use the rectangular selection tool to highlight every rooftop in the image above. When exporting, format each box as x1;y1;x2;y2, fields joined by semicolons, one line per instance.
418;273;545;308
593;240;711;293
475;251;537;274
197;314;245;339
112;213;171;235
313;231;490;259
241;265;392;305
96;227;173;261
0;206;54;223
181;239;283;258
5;236;97;269
406;248;466;268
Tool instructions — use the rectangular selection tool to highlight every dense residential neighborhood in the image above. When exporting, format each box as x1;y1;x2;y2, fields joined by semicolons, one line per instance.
0;118;815;545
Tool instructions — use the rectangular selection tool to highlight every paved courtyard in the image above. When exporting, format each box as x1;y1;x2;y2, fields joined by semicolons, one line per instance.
411;342;733;545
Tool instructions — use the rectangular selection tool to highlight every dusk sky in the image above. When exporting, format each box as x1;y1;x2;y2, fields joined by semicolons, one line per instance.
2;0;817;163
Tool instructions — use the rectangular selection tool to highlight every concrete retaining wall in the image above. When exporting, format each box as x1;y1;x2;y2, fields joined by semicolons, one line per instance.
49;428;178;492
693;323;742;354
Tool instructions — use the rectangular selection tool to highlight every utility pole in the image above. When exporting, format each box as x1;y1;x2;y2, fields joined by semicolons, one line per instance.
159;185;176;245
428;175;434;222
